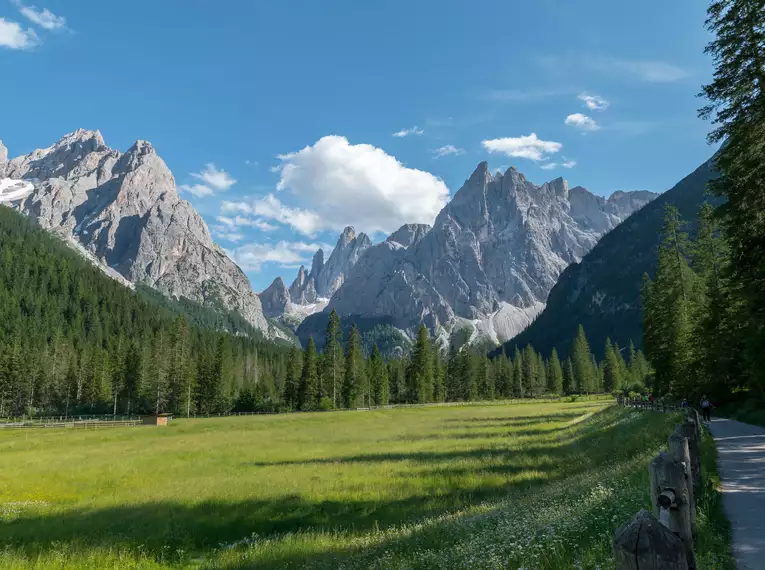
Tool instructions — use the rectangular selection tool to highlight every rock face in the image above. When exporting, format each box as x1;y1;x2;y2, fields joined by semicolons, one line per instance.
498;156;716;360
0;140;7;177
386;223;431;248
324;163;657;343
5;129;275;336
259;277;292;319
288;226;371;304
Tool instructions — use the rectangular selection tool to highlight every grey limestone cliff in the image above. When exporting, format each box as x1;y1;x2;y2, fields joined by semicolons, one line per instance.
4;129;274;336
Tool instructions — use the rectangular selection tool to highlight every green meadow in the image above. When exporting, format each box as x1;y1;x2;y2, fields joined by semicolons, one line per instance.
0;401;732;569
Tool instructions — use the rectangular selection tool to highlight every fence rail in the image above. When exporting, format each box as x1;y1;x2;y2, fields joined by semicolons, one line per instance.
0;419;142;429
613;399;702;569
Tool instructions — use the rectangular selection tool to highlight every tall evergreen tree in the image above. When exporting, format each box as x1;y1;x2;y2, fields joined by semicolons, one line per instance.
322;309;344;408
406;325;433;403
369;344;389;406
299;337;319;410
562;357;575;394
342;324;364;408
603;338;623;393
571;326;594;393
548;348;564;394
512;347;524;398
699;0;765;392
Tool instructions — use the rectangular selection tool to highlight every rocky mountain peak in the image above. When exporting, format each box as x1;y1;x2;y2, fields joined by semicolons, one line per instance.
337;226;357;248
4;130;278;338
324;162;658;345
386;223;432;248
310;249;324;278
260;276;291;319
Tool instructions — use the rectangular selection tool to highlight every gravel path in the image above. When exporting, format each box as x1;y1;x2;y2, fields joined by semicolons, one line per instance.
709;418;765;569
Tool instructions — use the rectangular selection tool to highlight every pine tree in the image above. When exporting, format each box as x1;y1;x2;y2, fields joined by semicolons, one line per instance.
642;205;697;395
342;324;364;408
406;325;433;403
283;346;302;410
432;347;444;402
603;338;623;393
322;309;344;408
548;348;564;394
571;326;594;393
299;337;319;410
562;357;575;394
699;1;765;394
512;347;524;398
445;345;462;401
369;344;389;406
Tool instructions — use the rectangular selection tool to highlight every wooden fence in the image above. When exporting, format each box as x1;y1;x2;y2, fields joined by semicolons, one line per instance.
613;398;703;569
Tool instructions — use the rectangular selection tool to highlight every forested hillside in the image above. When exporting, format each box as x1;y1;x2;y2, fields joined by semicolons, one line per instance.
499;157;716;360
0;206;292;417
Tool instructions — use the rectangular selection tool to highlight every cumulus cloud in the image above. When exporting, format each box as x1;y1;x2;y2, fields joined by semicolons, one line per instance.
562;159;577;168
482;133;562;161
578;93;609;111
432;145;464;158
0;17;38;49
565;113;600;132
392;126;424;137
15;2;66;30
229;240;334;271
216;214;277;233
270;135;449;235
179;183;215;198
191;163;236;191
222;194;323;236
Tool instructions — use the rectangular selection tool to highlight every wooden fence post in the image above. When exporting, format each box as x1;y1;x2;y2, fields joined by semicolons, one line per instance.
677;420;701;492
667;428;696;536
649;452;696;569
613;509;689;570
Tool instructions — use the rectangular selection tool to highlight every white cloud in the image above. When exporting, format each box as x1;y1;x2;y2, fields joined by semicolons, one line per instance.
191;163;236;191
586;56;688;83
540;163;558;170
432;145;464;158
15;2;66;30
562;159;577;168
244;159;258;167
211;226;245;243
578;93;609;111
179;183;215;198
229;240;334;271
482;133;562;161
565;113;600;132
392;126;424;138
0;17;38;49
222;194;323;236
216;214;278;233
271;135;450;235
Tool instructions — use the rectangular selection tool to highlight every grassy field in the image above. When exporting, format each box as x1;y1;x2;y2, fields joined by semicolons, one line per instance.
0;400;732;569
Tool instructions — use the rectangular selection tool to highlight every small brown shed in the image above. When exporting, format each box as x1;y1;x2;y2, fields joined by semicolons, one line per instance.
143;413;173;426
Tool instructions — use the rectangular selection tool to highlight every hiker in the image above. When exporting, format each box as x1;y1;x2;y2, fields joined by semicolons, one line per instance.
681;398;688;408
700;395;712;422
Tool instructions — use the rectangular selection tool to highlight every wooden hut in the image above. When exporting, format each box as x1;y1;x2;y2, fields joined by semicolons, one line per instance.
143;413;173;426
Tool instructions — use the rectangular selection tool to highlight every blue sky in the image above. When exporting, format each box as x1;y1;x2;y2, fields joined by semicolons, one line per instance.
0;0;718;292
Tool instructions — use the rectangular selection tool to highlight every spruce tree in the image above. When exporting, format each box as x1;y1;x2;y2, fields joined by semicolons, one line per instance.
283;346;302;410
563;357;575;394
369;344;389;406
571;325;594;393
322;309;344;408
342;324;364;408
299;337;319;410
406;325;433;403
512;347;524;398
548;348;564;394
603;338;623;394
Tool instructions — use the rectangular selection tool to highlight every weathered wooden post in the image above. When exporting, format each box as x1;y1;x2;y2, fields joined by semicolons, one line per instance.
677;420;701;492
649;452;696;569
613;509;689;570
668;428;696;535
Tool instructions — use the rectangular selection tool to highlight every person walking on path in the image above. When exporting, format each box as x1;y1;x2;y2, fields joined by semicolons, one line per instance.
709;418;765;569
700;395;712;422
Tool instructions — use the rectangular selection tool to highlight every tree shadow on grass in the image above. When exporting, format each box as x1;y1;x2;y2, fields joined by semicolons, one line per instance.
0;407;658;568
